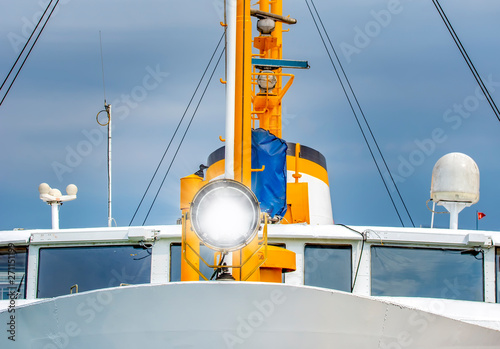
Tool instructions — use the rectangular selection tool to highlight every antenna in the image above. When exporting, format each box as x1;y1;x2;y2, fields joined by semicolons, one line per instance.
430;153;480;229
99;31;107;104
97;31;113;227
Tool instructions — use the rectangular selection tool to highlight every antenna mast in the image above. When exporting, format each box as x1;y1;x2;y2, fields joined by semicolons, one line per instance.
97;31;113;227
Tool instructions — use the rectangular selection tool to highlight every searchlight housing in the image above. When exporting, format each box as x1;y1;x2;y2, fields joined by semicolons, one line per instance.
189;179;261;252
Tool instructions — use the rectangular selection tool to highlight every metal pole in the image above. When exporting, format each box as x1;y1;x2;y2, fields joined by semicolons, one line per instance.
224;0;236;180
430;201;435;228
107;104;112;227
51;203;60;230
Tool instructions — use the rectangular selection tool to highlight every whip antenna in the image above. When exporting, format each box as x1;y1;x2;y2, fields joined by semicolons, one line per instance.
96;31;113;227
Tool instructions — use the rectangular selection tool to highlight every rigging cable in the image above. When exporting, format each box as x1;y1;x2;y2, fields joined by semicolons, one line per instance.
432;0;500;123
0;0;61;107
0;0;54;92
336;224;367;292
141;46;226;226
310;0;415;227
129;32;225;226
305;0;406;227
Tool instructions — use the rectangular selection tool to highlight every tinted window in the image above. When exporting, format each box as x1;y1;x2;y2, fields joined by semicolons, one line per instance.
0;245;27;299
38;245;151;298
304;245;352;292
371;246;483;301
170;243;181;282
170;243;218;281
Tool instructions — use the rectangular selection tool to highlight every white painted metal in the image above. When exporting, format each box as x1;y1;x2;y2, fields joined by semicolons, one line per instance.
107;104;112;228
50;203;60;230
431;200;436;228
484;247;496;303
2;283;499;348
286;171;333;225
378;296;500;331
224;0;236;180
442;201;469;229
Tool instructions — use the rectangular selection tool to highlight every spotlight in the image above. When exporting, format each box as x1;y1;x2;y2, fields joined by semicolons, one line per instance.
190;179;260;252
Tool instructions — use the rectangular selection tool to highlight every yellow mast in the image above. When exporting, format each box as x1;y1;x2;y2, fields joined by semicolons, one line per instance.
234;0;252;187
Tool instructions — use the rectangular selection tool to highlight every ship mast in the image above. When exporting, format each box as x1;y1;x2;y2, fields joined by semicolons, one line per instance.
180;0;298;282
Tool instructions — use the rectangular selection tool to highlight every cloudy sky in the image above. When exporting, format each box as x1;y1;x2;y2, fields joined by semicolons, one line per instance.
1;0;499;232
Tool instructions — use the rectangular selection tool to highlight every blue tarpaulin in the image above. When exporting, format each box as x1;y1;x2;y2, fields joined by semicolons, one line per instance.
251;128;287;218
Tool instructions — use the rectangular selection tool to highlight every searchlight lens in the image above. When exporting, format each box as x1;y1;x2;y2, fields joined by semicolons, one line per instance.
190;179;260;252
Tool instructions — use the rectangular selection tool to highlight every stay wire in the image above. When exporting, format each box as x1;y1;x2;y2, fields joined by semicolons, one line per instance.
432;0;500;122
142;47;226;226
305;0;405;227
0;0;54;92
129;32;225;226
434;0;500;119
310;0;415;227
0;0;61;107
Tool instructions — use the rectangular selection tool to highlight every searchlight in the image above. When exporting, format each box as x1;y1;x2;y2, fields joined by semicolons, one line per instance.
189;179;260;252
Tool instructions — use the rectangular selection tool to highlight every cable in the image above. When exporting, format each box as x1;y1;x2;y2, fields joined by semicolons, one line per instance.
310;0;415;227
129;32;225;226
0;0;61;107
432;0;500;122
305;0;405;227
336;224;366;292
0;0;54;92
142;47;226;225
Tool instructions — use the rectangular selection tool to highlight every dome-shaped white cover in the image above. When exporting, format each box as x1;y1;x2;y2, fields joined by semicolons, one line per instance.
430;152;479;204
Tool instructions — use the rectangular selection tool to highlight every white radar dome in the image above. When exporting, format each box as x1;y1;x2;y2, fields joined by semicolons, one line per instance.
430;152;479;204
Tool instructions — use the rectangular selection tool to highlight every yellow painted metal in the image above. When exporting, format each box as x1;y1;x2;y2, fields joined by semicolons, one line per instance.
282;182;310;224
234;0;252;187
271;0;283;135
180;174;204;281
250;0;294;138
251;71;294;137
180;174;203;211
293;143;302;183
260;245;296;283
286;155;330;185
206;160;225;181
251;165;265;172
182;213;269;281
235;0;261;282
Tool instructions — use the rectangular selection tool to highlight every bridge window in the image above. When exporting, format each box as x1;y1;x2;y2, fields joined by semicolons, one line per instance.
37;245;151;298
371;246;483;301
304;245;352;292
0;245;27;300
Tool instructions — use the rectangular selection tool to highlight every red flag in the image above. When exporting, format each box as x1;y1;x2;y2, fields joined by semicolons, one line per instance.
478;212;486;220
